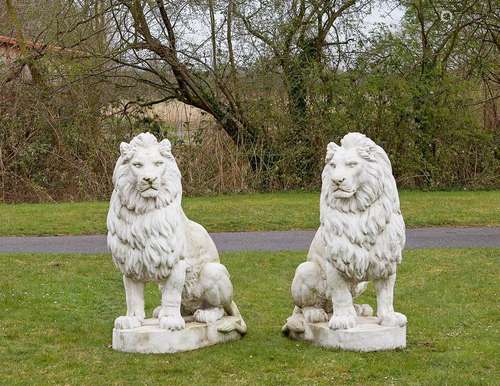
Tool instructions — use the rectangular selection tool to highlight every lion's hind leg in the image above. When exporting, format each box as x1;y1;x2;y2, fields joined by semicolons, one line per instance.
292;261;329;322
193;262;233;323
284;262;329;334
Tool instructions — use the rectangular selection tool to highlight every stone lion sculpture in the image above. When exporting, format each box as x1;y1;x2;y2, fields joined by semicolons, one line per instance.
283;132;406;334
107;132;246;335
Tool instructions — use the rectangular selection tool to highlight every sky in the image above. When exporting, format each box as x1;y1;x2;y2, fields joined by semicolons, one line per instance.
183;2;406;47
364;3;405;32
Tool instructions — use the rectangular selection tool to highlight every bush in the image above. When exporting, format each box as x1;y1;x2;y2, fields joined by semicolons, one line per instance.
1;62;498;203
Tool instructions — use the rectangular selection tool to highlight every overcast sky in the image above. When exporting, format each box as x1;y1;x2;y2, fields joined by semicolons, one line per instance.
184;2;406;44
364;3;405;32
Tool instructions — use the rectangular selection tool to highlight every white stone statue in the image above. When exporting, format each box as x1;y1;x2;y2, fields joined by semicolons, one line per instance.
283;132;407;351
107;132;246;353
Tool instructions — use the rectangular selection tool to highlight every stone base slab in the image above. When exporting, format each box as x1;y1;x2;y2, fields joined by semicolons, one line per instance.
112;317;242;354
287;316;406;352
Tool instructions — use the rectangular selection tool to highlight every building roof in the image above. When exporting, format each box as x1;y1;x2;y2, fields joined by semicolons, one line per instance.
0;35;81;56
0;35;45;51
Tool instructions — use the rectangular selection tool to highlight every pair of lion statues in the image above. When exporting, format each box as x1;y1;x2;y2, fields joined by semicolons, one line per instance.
107;132;406;336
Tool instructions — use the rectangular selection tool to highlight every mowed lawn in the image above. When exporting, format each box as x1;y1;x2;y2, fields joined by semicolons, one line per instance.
0;249;498;385
1;190;499;236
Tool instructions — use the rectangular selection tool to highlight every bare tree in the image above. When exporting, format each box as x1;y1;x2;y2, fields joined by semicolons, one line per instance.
107;0;263;169
406;0;499;130
102;1;374;174
404;0;497;78
235;0;371;124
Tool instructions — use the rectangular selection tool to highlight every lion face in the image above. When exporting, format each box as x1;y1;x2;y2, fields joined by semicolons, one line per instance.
323;147;364;199
321;133;392;212
127;146;168;198
112;132;182;212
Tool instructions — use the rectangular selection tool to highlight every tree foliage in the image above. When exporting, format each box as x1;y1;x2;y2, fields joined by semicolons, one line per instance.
0;0;498;201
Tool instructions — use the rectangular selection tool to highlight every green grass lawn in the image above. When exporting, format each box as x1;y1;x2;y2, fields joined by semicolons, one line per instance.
0;249;498;385
1;190;499;236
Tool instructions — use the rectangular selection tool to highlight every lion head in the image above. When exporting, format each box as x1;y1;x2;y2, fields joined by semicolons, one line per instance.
321;132;399;214
112;132;182;214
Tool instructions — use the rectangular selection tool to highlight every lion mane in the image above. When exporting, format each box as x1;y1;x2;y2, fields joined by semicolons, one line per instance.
320;132;405;281
107;133;185;282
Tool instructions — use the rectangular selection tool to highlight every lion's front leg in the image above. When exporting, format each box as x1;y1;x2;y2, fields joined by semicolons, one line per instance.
158;260;187;331
114;276;145;330
327;264;357;330
374;273;407;327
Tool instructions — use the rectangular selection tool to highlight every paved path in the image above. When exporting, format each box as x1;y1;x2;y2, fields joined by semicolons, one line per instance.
0;227;499;254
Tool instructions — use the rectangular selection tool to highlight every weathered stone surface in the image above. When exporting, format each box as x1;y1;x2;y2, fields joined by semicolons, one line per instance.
287;317;406;352
283;133;408;350
107;132;246;353
112;317;243;354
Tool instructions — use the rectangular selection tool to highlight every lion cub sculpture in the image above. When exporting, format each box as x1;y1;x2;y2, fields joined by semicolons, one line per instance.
107;132;246;336
283;132;406;335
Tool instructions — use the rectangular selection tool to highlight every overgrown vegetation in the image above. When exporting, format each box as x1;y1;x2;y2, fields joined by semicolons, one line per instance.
0;249;498;384
0;1;498;202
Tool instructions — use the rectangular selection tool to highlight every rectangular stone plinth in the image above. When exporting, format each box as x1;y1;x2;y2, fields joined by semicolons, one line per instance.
287;317;406;352
112;317;242;354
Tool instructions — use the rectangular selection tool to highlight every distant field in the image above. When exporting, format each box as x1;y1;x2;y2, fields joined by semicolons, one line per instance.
0;249;498;384
0;190;499;236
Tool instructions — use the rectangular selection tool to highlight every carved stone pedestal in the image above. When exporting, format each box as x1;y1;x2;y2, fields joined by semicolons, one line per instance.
286;317;406;352
112;317;243;354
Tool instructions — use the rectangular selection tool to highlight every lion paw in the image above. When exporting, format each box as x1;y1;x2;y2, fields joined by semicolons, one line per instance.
354;303;373;317
159;315;185;330
303;307;329;323
194;307;225;323
329;314;357;330
114;316;142;330
378;312;407;327
283;314;305;334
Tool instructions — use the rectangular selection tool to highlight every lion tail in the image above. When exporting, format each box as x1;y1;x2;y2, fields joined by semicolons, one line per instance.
351;281;369;298
221;301;247;335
